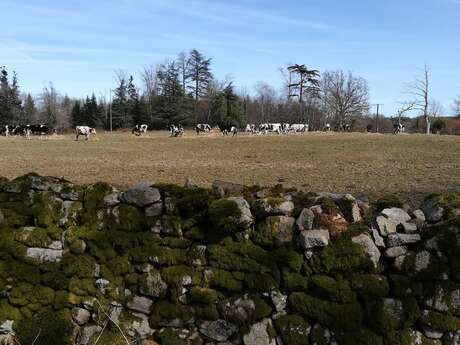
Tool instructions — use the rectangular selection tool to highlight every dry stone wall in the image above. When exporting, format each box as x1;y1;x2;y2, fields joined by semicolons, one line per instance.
0;173;460;345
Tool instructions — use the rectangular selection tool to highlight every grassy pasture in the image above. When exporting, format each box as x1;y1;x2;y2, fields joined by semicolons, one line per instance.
0;131;459;204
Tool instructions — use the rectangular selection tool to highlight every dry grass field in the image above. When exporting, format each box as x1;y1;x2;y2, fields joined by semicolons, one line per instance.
0;131;459;204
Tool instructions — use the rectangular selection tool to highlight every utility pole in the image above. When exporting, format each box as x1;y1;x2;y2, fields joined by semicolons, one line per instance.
373;104;383;133
109;88;113;132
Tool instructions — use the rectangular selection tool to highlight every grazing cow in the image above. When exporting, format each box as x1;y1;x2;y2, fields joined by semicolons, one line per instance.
258;123;281;135
324;123;331;132
245;124;256;134
132;124;148;136
76;126;96;141
169;124;184;137
219;124;238;136
340;124;351;132
29;124;51;137
1;125;14;136
281;123;291;134
290;124;309;133
195;124;212;134
394;123;405;134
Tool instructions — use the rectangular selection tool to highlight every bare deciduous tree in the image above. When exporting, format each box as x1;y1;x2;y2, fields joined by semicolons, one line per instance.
453;96;460;117
406;64;432;134
395;102;415;125
320;70;370;129
254;81;277;123
40;82;60;128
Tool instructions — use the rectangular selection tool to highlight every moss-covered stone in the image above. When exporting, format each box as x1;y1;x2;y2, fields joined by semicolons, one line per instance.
31;192;62;228
337;328;384;345
155;327;187;345
274;314;310;345
309;275;355;303
288;292;362;331
386;329;442;345
283;272;309;292
208;198;242;233
194;304;219;320
419;309;460;333
207;268;243;292
53;290;80;309
68;277;96;296
0;299;21;322
15;309;74;345
62;254;96;278
366;298;420;334
253;295;273;320
190;287;219;304
350;274;390;302
439;193;460;219
374;195;403;212
244;273;278;292
274;248;303;272
317;197;339;214
150;300;194;326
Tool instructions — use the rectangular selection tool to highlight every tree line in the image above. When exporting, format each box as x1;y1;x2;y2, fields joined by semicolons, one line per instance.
1;51;459;133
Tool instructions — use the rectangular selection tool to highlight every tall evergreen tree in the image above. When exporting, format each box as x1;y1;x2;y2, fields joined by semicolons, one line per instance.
186;50;213;101
21;94;37;124
70;101;83;128
0;66;21;126
111;73;130;129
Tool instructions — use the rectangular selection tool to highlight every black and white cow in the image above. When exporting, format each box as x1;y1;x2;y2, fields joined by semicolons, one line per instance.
340;124;351;132
76;126;97;141
281;123;291;134
29;124;51;137
169;124;184;137
195;124;212;134
219;124;238;136
393;123;405;134
324;123;331;132
132;124;148;136
290;124;309;133
245;124;256;134
259;123;282;134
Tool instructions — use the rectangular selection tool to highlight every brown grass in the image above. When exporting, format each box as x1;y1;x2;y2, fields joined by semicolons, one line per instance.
0;131;459;204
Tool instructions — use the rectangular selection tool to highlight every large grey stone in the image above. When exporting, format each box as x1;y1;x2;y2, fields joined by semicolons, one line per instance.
227;197;254;228
72;307;91;326
386;233;421;247
381;207;411;225
253;198;294;217
296;208;315;231
337;194;362;223
444;332;460;345
371;227;386;248
376;216;397;237
421;197;444;223
121;182;161;207
402;222;418;233
384;246;408;258
80;325;102;345
124;312;154;338
243;319;276;345
223;296;255;324
270;290;287;313
103;192;120;206
26;248;63;262
352;234;381;268
212;180;245;197
145;203;163;217
298;230;330;250
414;251;431;273
127;296;153;314
139;269;168;298
0;320;13;333
199;320;238;342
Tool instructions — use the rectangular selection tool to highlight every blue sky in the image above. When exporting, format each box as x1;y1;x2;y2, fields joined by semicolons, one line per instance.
1;0;459;116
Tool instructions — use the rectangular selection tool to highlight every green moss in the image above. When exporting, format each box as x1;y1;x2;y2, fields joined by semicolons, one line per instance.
208;198;242;233
439;193;460;218
150;300;194;326
8;283;34;306
208;268;243;292
311;238;374;276
337;328;384;345
106;255;132;276
366;298;420;334
15;309;74;345
350;274;390;302
317;197;339;214
252;295;272;320
252;216;278;247
373;195;403;212
274;315;310;345
155;328;186;345
68;277;96;296
388;275;422;299
175;188;212;219
274;248;303;272
386;329;442;345
9;261;41;284
112;204;145;232
62;254;96;278
288;292;362;331
309;275;355;303
31;192;61;228
161;237;191;249
0;299;21;322
161;265;200;287
69;238;86;254
0;201;34;228
420;309;460;333
83;182;114;210
283;272;309;292
190;287;219;304
53;290;80;309
244;273;278;292
34;285;55;305
194;304;219;320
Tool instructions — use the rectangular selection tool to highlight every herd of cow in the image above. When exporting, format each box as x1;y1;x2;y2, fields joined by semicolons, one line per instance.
0;121;407;141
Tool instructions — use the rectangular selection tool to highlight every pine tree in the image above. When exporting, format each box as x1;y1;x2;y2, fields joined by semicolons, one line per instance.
21;94;37;124
112;74;130;129
186;50;213;101
70;101;83;128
